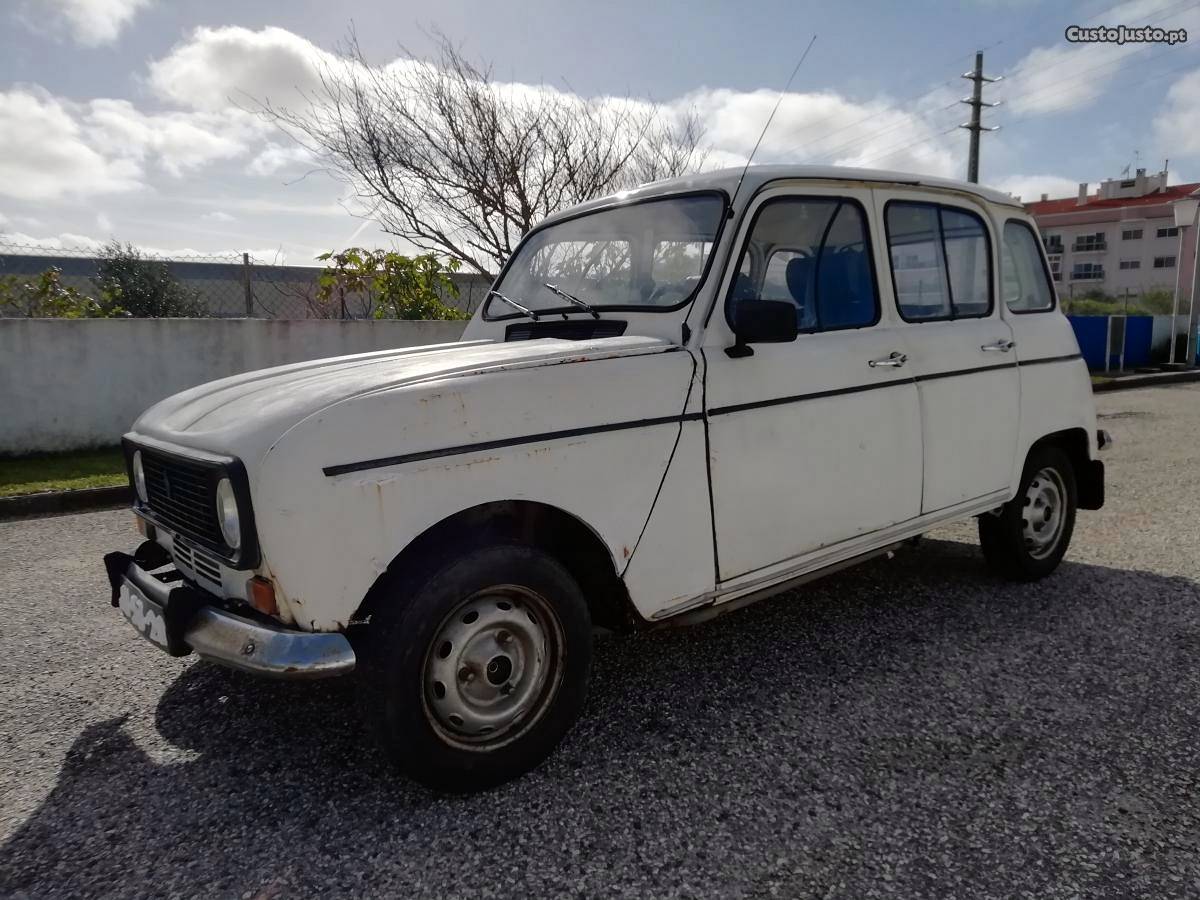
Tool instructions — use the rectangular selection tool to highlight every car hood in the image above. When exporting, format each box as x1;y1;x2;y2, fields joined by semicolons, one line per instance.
129;336;674;461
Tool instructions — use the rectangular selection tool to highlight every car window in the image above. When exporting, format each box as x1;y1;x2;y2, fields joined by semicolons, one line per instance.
490;193;725;316
886;201;993;320
885;203;951;320
1002;220;1055;312
529;239;633;307
941;208;990;316
726;196;878;333
652;240;709;281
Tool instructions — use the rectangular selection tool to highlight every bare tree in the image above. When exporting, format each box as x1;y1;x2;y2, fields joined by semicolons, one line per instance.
258;34;707;277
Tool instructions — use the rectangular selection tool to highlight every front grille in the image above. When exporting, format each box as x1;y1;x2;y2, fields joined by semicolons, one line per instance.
172;540;223;588
141;451;224;552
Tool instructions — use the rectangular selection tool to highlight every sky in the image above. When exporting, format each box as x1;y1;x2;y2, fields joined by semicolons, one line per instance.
2;0;1199;265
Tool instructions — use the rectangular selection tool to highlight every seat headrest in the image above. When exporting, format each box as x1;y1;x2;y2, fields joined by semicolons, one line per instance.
731;272;756;301
785;256;812;305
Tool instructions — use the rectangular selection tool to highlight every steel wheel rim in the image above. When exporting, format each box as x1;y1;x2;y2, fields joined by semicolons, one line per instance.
1022;466;1067;560
422;584;564;749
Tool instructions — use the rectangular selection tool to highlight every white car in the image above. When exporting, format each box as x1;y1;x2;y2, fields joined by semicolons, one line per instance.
106;165;1109;790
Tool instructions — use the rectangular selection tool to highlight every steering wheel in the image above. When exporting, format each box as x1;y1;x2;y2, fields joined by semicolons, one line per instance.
647;275;700;305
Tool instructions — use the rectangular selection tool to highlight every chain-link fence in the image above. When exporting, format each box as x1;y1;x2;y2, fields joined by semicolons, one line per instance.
0;241;493;319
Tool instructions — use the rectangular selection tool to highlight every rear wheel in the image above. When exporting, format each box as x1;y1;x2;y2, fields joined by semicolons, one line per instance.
979;446;1077;581
357;543;592;791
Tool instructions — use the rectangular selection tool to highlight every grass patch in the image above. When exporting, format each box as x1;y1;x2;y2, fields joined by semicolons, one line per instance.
0;448;127;498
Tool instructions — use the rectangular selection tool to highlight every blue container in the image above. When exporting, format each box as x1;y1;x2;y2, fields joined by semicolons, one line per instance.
1067;316;1108;370
1123;315;1153;369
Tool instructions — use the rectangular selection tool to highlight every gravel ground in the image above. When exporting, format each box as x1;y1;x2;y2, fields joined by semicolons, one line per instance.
2;384;1199;899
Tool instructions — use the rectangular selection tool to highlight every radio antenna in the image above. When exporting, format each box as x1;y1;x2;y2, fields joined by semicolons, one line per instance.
730;33;817;209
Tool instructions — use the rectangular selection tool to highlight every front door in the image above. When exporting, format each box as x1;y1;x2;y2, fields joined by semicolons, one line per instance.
876;193;1020;513
704;186;924;582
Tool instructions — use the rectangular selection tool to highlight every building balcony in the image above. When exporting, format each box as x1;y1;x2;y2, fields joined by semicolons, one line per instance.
1043;244;1064;256
1070;271;1105;281
1071;242;1107;253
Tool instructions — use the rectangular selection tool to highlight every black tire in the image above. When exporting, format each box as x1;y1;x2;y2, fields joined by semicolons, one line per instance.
357;543;592;791
979;445;1077;581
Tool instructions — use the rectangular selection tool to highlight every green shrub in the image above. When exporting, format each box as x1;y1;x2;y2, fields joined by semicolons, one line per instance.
0;267;125;318
93;242;204;317
315;248;468;320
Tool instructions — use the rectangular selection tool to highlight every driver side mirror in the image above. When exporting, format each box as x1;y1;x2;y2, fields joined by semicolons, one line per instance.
726;299;798;358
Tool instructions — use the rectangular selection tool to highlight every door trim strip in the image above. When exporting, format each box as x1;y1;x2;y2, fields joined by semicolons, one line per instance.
322;354;1083;476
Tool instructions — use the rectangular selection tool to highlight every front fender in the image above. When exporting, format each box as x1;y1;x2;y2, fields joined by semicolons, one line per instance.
252;348;696;631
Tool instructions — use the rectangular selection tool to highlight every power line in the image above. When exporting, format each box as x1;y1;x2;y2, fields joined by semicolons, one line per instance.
995;52;1200;133
853;48;1200;172
779;0;1196;163
1002;0;1200;82
788;0;1198;167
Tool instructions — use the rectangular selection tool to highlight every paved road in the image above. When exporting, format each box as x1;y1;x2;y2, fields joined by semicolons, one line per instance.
2;386;1200;899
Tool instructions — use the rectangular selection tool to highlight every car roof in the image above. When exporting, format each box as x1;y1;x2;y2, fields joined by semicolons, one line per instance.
539;165;1022;226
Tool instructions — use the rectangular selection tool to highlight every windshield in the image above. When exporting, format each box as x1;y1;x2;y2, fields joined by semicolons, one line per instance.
485;193;726;318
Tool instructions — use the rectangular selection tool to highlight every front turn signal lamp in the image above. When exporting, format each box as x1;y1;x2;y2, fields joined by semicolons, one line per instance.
247;576;278;616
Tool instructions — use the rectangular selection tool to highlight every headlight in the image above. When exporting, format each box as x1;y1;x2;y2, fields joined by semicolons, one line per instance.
215;477;241;550
132;450;148;503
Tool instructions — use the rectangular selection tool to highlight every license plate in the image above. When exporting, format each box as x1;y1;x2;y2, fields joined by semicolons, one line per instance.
118;579;170;651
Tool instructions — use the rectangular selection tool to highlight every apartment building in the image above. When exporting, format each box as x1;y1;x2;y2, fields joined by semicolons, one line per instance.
1024;168;1199;303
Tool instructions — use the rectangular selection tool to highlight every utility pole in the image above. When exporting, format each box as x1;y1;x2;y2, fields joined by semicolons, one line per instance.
960;51;1001;183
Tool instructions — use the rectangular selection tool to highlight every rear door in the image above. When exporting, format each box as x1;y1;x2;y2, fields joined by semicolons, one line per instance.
703;185;923;582
876;191;1019;513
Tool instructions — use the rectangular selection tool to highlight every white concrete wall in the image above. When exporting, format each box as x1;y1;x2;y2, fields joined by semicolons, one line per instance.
0;318;468;454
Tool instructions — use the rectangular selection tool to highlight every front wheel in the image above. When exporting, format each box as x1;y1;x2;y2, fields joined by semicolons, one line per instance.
357;544;592;791
979;446;1077;581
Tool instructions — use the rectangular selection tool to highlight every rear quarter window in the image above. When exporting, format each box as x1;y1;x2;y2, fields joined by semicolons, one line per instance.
1001;220;1056;313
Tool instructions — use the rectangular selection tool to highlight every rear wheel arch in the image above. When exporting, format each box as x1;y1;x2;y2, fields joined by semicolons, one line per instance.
1025;427;1103;510
353;500;639;632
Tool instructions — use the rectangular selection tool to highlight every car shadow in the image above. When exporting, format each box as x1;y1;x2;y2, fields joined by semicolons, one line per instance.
4;538;1200;898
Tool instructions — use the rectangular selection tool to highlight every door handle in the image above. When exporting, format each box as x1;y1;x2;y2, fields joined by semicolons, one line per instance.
981;339;1016;352
868;351;907;368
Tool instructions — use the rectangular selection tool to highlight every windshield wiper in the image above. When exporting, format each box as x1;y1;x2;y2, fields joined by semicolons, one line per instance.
486;290;540;321
542;283;600;319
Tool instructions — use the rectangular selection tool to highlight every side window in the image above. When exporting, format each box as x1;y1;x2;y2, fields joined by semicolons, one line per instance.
885;203;951;319
886;201;993;321
941;209;989;316
1001;220;1055;312
726;197;879;333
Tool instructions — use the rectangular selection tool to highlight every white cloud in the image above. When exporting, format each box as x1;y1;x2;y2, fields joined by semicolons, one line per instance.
96;211;114;232
0;230;107;251
246;142;315;176
990;174;1088;203
0;229;281;260
148;26;336;111
1;23;1026;256
145;25;961;179
0;88;141;201
1003;0;1200;116
673;85;960;177
33;0;152;46
1154;67;1200;159
85;98;260;176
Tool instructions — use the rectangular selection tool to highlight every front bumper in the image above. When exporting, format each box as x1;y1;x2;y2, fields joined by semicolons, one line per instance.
104;544;355;679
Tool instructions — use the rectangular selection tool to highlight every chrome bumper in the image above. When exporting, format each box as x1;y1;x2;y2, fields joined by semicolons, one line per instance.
104;546;355;680
186;606;356;679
